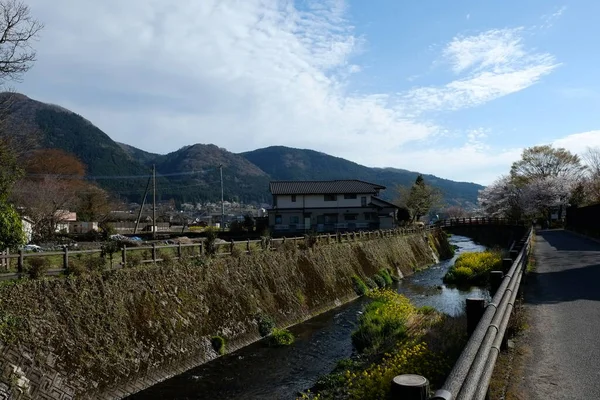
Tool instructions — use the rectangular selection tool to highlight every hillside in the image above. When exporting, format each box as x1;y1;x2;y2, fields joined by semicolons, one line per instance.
1;93;483;206
241;146;483;206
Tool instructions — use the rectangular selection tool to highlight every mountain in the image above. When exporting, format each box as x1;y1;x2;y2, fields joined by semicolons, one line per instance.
241;146;483;207
1;93;483;207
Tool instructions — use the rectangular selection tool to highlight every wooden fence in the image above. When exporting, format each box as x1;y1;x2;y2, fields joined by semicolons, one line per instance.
0;226;433;281
438;217;526;227
1;218;527;282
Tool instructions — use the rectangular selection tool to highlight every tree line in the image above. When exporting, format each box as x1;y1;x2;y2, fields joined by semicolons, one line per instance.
478;145;600;226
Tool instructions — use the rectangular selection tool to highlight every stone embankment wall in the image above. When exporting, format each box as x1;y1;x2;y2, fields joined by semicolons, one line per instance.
0;229;451;399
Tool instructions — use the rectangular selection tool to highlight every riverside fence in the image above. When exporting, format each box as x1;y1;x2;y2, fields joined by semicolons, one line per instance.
0;226;434;281
391;226;533;400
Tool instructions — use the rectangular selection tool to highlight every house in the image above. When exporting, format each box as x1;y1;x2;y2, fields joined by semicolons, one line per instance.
268;180;399;233
68;221;99;234
55;210;77;233
21;217;34;243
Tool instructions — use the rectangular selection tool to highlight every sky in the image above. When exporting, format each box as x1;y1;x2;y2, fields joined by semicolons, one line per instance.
15;0;600;185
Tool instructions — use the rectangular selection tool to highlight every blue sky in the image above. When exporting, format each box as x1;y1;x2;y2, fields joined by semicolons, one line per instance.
16;0;600;185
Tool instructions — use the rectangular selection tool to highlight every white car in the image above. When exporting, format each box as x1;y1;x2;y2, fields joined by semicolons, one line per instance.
23;244;43;252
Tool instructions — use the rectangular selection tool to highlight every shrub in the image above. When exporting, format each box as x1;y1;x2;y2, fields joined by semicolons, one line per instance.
378;269;393;286
256;314;276;337
344;341;449;400
267;328;294;347
205;228;218;255
351;275;369;296
351;290;415;353
443;251;502;286
126;252;144;268
25;257;51;279
211;336;226;355
372;274;386;288
364;277;378;290
66;254;106;276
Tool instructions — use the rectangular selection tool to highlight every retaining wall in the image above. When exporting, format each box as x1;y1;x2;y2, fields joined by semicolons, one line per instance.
0;230;451;399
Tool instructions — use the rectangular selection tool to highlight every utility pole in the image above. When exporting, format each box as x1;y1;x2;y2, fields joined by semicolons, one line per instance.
134;176;152;235
220;164;224;231
152;164;156;239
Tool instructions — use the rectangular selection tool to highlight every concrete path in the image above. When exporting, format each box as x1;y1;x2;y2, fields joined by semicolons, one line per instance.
518;230;600;399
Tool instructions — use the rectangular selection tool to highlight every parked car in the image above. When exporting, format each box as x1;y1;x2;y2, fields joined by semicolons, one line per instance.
22;244;43;252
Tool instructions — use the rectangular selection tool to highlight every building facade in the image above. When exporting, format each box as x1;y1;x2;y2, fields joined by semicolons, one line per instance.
269;180;399;233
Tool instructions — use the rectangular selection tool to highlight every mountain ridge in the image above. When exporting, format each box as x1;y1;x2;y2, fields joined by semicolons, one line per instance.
0;93;484;206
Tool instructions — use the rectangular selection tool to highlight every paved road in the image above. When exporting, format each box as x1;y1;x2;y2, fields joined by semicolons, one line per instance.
519;230;600;399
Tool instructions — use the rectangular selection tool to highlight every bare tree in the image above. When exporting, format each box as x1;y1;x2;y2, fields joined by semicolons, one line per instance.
0;1;43;157
0;0;43;84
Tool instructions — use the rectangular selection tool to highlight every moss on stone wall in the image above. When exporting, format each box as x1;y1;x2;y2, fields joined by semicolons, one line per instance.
0;229;450;399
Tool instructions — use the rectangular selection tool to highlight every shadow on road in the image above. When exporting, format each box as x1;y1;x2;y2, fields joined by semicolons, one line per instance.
526;263;600;305
537;230;600;252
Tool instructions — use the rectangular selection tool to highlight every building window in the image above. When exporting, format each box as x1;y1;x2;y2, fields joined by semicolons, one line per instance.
324;194;337;202
290;216;300;224
364;212;377;220
344;214;357;221
324;214;338;223
275;215;282;224
291;195;297;202
344;194;357;199
361;196;367;206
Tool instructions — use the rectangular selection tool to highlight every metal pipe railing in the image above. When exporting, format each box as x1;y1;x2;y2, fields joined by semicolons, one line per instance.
428;228;532;400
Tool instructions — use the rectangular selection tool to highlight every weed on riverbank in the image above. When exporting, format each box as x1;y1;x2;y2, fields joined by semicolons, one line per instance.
297;290;467;400
443;250;502;286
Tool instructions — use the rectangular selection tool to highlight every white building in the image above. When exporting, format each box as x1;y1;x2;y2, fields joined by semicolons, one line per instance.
268;180;399;233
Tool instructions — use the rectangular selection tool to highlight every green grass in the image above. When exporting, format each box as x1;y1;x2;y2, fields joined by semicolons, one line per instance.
351;290;415;354
443;251;502;286
211;336;226;355
351;275;369;296
267;328;295;346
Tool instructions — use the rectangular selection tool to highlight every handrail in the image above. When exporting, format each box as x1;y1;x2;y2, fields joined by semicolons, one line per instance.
428;227;533;400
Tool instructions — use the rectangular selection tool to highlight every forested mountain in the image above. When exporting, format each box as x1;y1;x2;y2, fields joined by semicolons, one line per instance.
241;146;482;206
0;93;483;206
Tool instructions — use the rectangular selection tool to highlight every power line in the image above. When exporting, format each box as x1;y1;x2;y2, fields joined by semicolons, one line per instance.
24;168;220;180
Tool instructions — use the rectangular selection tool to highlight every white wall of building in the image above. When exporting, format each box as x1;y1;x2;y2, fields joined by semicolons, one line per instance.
275;194;373;209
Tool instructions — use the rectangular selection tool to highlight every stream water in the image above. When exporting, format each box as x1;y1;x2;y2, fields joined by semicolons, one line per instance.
129;235;488;400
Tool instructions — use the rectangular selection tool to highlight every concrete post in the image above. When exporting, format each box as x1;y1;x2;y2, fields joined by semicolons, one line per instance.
391;374;429;399
490;271;503;296
178;243;182;260
152;243;157;263
502;258;513;274
18;249;23;274
122;245;127;267
247;239;251;253
466;298;486;336
61;246;69;270
230;240;235;254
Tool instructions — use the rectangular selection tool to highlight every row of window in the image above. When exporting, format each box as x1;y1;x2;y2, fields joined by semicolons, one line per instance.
289;194;367;205
275;212;378;225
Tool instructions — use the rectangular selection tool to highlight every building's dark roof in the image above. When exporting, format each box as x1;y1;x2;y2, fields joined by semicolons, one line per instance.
269;180;385;195
369;196;399;209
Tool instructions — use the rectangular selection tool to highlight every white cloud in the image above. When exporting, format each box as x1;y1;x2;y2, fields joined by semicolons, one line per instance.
552;131;600;155
403;28;559;113
22;0;438;157
540;6;567;29
16;1;560;184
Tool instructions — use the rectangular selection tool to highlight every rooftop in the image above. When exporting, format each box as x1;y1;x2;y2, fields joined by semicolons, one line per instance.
269;180;385;195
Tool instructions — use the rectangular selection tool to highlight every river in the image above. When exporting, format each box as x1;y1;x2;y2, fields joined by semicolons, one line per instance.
128;234;487;400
